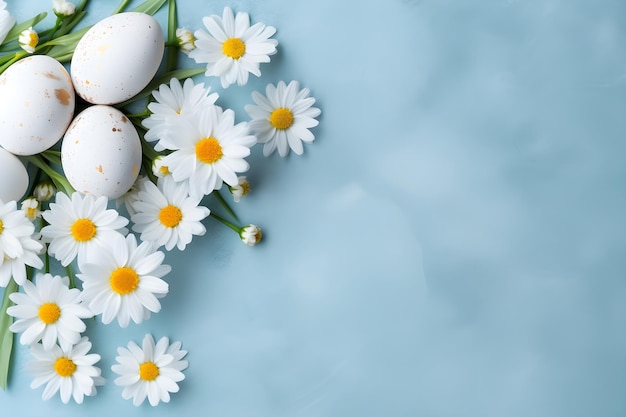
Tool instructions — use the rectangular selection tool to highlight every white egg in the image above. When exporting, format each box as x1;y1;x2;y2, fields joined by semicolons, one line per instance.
71;12;164;105
61;105;142;199
0;55;75;156
0;147;29;203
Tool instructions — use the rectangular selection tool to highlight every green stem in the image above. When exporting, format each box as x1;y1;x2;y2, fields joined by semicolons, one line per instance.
65;265;75;289
113;0;132;14
0;279;18;390
165;0;178;72
209;212;242;234
213;189;239;222
24;155;74;196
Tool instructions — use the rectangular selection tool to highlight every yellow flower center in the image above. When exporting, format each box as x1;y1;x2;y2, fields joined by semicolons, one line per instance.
139;361;159;381
159;165;171;176
195;137;223;164
71;218;96;242
159;205;183;228
0;219;3;234
38;302;61;324
109;267;139;295
222;37;245;59
54;357;76;377
269;108;294;130
27;32;38;49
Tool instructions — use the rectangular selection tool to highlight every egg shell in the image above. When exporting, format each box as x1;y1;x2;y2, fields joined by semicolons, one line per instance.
0;147;29;203
71;12;164;105
0;55;75;155
61;105;142;199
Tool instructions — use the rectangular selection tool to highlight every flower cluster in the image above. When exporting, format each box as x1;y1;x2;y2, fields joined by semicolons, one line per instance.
0;0;320;407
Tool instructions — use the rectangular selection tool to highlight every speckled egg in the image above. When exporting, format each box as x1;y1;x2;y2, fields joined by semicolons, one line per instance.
0;55;75;155
70;12;164;104
61;105;142;199
0;147;29;202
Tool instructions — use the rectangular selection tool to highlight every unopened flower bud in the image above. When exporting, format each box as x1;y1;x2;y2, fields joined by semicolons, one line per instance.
240;224;262;247
21;197;40;221
34;182;55;202
18;27;38;53
52;0;75;17
176;28;195;54
152;156;171;178
229;176;250;203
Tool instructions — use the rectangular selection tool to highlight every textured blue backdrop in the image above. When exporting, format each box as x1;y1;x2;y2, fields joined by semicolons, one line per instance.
2;0;625;416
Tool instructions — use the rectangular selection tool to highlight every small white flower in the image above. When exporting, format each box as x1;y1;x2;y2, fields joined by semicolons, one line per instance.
0;199;44;287
19;26;38;53
77;233;170;328
246;80;321;157
240;224;262;246
21;197;41;221
152;156;172;178
40;192;129;267
0;0;16;46
176;28;195;54
189;7;278;88
142;77;218;151
229;176;250;203
52;0;75;17
7;273;92;350
34;182;56;202
112;334;188;407
131;176;210;251
28;337;103;404
161;105;256;199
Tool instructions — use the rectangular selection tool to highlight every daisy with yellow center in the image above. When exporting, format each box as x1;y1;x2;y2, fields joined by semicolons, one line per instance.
161;105;256;200
131;176;210;251
143;77;218;152
41;192;129;266
246;80;322;157
77;233;170;327
27;337;103;404
112;334;188;406
7;273;92;350
0;199;44;287
189;6;278;88
18;26;38;53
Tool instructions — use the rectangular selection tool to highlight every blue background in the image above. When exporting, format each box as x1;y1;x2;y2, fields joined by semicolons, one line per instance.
2;0;626;415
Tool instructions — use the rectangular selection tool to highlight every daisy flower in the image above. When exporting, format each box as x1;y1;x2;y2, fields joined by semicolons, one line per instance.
77;233;170;328
240;224;262;246
21;197;41;221
142;77;218;151
28;337;103;404
228;175;250;202
0;199;44;287
152;156;172;178
131;176;210;251
112;334;188;407
7;273;92;350
40;192;129;267
161;105;256;199
245;80;322;157
176;28;195;54
0;0;15;46
19;26;38;53
189;7;278;88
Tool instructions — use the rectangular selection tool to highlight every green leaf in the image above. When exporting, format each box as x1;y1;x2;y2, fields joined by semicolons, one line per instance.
0;12;48;50
0;280;18;390
131;0;168;15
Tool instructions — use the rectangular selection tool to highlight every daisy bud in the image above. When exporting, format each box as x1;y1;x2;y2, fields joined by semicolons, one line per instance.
152;156;171;178
18;27;38;54
52;0;75;17
240;224;262;247
229;176;250;203
34;182;56;202
21;197;40;221
176;28;195;54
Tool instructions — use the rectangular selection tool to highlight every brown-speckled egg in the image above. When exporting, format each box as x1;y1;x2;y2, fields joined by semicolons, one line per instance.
61;105;142;199
0;55;75;155
70;12;164;105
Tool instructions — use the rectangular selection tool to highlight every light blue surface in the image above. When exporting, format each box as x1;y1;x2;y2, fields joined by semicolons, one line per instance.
2;0;626;415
